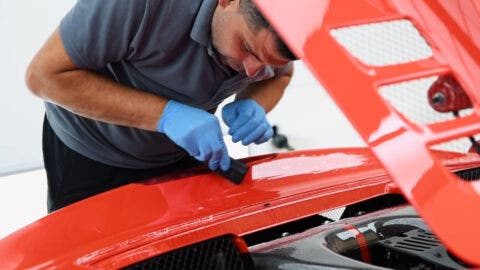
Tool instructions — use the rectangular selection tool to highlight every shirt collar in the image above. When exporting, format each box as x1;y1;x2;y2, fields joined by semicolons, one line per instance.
190;0;216;48
190;0;237;75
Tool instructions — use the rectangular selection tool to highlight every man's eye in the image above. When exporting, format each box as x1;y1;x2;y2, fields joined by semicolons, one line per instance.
243;41;262;62
243;43;250;53
243;42;254;55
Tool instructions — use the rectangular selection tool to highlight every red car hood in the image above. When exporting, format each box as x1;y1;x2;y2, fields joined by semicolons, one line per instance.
255;0;480;265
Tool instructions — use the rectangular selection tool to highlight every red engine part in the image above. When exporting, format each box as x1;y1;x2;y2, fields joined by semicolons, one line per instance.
428;75;472;113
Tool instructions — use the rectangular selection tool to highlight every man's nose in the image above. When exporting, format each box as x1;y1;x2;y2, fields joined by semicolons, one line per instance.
243;57;264;78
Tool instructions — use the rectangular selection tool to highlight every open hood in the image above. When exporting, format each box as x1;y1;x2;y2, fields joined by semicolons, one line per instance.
254;0;480;265
2;1;480;269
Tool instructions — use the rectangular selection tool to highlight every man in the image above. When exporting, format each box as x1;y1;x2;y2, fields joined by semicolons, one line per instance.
26;0;296;212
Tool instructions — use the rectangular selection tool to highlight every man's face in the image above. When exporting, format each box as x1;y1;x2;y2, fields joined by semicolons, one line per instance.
211;0;290;77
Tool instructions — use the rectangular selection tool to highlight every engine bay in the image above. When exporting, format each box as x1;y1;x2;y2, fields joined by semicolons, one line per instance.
249;195;471;270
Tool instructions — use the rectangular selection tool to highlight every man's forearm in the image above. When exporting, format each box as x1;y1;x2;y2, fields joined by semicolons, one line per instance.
26;29;167;131
236;66;293;112
36;69;167;131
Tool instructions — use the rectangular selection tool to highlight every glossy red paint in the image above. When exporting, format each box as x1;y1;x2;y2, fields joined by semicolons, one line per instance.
255;0;480;265
0;148;478;268
0;148;396;269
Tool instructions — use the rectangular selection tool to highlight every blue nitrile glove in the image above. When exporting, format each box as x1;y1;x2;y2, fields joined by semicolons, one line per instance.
222;99;273;145
157;100;230;171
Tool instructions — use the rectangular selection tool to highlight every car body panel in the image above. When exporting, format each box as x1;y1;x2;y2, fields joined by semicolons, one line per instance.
1;148;479;268
0;148;390;268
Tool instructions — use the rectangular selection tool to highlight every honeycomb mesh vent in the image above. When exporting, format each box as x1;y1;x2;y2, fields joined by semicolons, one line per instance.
379;76;464;125
122;236;250;270
330;19;432;66
379;77;474;152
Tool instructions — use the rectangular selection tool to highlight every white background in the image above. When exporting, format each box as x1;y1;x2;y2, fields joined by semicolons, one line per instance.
0;1;363;239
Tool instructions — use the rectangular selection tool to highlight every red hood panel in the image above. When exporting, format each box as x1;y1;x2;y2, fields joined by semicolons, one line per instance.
254;0;480;265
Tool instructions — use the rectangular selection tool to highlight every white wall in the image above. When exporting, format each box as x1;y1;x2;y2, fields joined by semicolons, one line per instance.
248;62;364;156
0;0;76;238
0;0;76;176
0;2;363;239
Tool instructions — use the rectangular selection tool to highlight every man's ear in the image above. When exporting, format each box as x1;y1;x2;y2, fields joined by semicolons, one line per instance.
218;0;229;8
218;0;236;8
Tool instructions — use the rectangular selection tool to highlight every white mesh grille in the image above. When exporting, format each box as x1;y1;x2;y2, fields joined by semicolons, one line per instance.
320;207;345;221
431;135;480;153
330;20;432;66
379;76;472;125
379;77;473;152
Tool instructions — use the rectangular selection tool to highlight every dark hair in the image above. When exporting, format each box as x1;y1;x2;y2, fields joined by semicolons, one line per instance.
238;0;297;61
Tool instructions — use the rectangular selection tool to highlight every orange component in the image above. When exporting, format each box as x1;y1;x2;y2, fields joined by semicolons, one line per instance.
232;234;250;253
343;225;371;264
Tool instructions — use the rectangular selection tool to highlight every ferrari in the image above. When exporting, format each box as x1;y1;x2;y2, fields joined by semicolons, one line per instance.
1;0;479;269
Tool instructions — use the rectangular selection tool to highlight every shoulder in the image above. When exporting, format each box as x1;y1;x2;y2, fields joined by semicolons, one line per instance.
144;0;203;43
147;0;201;20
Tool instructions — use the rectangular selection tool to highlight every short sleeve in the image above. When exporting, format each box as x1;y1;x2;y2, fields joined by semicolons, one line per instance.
59;0;149;70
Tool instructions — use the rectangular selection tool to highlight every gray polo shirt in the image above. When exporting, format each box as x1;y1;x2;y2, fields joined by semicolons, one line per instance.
46;0;291;169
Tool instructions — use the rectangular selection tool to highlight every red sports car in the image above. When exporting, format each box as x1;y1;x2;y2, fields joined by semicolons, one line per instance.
1;0;479;269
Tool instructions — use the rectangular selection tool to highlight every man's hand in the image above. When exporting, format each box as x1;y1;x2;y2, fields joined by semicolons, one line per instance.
157;101;230;171
222;99;273;145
